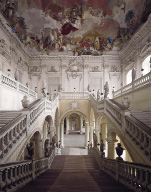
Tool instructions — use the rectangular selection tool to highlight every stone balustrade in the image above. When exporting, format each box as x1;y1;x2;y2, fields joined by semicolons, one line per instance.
0;72;37;99
0;115;27;161
0;98;59;163
91;98;151;163
105;99;122;126
59;92;89;99
113;72;151;98
45;95;59;111
94;147;151;192
0;148;55;192
125;115;151;160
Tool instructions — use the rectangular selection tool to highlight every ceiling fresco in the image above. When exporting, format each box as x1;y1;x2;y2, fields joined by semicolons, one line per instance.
0;0;151;55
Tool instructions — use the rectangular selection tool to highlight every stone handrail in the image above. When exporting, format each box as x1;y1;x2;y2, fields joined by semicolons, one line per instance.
105;99;122;126
0;72;37;99
91;97;151;163
0;97;59;163
59;92;89;99
113;72;151;98
45;95;59;111
125;114;151;160
94;147;151;192
0;147;55;192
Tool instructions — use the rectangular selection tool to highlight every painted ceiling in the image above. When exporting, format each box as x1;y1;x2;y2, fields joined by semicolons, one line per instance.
0;0;151;55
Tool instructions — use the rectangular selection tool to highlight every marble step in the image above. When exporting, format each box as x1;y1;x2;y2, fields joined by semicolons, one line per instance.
130;111;151;128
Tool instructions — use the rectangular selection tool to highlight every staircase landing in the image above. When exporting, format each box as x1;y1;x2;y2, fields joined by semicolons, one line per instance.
16;155;133;192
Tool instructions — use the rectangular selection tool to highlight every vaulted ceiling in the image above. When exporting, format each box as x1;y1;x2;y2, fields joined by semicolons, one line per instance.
0;0;150;55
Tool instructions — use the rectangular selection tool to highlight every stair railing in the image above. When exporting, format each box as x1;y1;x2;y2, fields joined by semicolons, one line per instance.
90;96;151;162
0;147;55;192
0;96;59;163
0;71;37;99
94;146;151;192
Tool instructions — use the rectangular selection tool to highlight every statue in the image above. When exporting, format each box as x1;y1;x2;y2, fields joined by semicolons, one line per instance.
100;139;105;157
21;95;30;108
52;135;57;146
97;89;101;102
27;142;34;159
104;81;109;98
116;143;125;161
42;88;47;97
14;69;19;81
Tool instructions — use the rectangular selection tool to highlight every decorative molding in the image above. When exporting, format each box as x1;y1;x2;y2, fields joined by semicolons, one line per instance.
70;101;79;109
0;39;10;61
120;14;151;60
67;72;82;80
29;66;41;73
140;40;151;59
109;72;121;80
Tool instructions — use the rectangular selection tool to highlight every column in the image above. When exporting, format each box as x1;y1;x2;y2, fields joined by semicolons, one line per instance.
57;126;60;144
50;126;55;143
80;117;83;134
106;132;117;159
89;126;93;147
60;122;64;148
35;139;43;159
85;122;90;148
102;123;107;149
66;116;69;134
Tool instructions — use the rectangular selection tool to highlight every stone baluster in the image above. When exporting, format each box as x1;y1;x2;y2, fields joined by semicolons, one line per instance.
5;169;11;189
10;167;15;186
142;171;150;189
15;166;20;184
19;121;23;136
139;132;144;149
137;169;144;186
0;137;5;158
5;133;10;150
16;124;20;139
0;169;6;191
9;130;13;148
143;134;149;147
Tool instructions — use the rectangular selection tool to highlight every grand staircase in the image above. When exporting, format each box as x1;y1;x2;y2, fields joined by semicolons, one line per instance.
0;111;21;129
15;155;133;192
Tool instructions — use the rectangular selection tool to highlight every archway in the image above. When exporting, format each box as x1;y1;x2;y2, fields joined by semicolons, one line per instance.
142;55;151;75
58;110;88;155
24;131;43;160
96;115;108;157
43;115;54;143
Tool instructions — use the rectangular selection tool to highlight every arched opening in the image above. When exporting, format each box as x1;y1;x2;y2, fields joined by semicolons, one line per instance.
59;110;88;155
142;55;151;76
107;130;132;161
96;115;107;157
43;115;54;143
126;69;132;85
24;131;43;160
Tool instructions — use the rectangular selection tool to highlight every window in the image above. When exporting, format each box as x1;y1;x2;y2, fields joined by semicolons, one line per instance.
126;69;132;85
142;56;151;76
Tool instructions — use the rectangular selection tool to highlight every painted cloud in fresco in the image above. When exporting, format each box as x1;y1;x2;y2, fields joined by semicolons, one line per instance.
0;0;150;55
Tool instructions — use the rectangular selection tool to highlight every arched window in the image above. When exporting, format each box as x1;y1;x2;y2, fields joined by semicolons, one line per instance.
126;69;132;85
142;56;151;76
